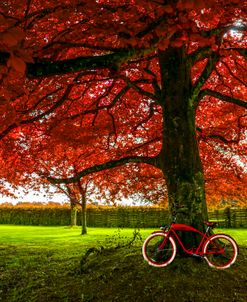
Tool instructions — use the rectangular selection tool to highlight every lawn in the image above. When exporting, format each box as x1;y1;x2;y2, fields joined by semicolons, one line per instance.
0;225;246;302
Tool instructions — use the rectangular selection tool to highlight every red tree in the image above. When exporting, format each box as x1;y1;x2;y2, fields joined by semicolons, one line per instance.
5;122;166;233
0;1;246;232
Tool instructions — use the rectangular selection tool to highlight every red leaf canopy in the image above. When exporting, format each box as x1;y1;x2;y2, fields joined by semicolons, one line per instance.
0;0;246;207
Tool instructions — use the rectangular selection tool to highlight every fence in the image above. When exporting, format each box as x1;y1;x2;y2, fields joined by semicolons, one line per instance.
208;208;247;228
86;207;169;228
87;207;247;228
0;206;246;228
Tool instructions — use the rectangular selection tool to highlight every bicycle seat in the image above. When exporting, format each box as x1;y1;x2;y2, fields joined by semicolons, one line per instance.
204;221;217;227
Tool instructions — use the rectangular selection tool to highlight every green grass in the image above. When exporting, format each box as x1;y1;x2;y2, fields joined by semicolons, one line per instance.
0;225;153;257
0;225;246;302
0;225;137;247
214;228;247;246
1;224;246;244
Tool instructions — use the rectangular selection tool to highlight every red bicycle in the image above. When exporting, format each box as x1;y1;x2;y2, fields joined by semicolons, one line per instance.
142;207;238;269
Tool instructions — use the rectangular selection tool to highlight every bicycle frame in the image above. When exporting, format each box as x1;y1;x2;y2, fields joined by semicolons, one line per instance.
154;223;210;257
143;221;238;269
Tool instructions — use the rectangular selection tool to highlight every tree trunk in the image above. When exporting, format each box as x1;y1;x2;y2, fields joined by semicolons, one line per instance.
158;47;208;236
70;201;77;227
81;195;87;235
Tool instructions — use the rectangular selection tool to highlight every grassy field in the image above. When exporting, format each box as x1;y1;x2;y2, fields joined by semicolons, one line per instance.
0;225;246;302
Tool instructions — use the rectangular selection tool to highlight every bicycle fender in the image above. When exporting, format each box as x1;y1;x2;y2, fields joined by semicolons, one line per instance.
203;233;239;253
151;231;167;235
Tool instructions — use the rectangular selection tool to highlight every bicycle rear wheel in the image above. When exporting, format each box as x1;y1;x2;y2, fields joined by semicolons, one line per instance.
142;232;176;267
203;234;238;269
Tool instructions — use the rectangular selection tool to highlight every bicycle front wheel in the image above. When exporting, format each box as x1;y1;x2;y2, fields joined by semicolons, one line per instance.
203;234;238;269
142;232;176;267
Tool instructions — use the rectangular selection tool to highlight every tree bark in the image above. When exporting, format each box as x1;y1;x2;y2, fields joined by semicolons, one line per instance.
158;47;208;235
70;200;77;227
81;194;87;235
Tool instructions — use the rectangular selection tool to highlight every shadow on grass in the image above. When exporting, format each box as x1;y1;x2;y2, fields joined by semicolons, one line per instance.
0;230;246;302
78;245;247;302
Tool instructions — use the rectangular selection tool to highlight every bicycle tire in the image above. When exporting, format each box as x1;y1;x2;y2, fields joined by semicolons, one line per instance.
142;232;176;267
203;234;238;269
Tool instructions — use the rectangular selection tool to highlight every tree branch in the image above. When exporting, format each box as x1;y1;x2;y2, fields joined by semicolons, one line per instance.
47;156;158;184
197;127;241;144
236;49;247;60
0;80;75;140
26;53;123;77
220;61;246;87
201;24;247;39
191;53;219;107
188;46;212;65
135;12;167;39
26;47;155;78
68;84;131;120
198;89;247;108
124;78;157;101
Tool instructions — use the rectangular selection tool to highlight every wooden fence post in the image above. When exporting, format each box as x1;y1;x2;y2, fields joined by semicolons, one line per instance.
224;207;231;228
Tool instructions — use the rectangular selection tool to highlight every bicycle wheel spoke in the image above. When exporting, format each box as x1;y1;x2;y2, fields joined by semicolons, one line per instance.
204;235;238;269
142;233;176;267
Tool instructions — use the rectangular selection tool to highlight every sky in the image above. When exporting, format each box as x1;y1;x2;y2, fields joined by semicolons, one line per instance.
0;186;68;205
0;185;138;206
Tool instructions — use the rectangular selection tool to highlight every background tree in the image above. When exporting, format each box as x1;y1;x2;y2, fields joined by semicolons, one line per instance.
0;1;246;234
3;123;167;233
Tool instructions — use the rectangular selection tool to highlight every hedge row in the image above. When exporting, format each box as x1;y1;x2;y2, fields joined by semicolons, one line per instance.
87;207;169;228
0;206;246;228
0;207;71;226
0;206;169;228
